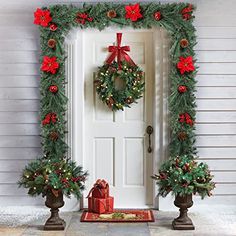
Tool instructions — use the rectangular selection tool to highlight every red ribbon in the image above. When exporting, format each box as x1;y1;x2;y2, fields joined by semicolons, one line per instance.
86;179;108;198
106;33;136;69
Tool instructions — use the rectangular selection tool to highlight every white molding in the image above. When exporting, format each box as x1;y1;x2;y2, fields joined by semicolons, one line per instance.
64;30;84;211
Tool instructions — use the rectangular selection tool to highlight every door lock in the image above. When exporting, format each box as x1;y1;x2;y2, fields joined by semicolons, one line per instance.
146;125;153;153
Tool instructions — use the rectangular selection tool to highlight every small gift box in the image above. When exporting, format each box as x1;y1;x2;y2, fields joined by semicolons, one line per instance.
87;179;109;199
88;196;114;214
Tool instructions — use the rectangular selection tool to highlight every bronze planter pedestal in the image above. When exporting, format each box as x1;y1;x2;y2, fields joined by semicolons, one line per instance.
172;194;195;230
44;190;66;231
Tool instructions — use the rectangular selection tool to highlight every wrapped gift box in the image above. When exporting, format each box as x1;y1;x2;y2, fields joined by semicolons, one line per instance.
88;196;114;214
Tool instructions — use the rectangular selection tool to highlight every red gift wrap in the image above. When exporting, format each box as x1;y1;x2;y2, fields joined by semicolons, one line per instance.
87;179;109;199
88;196;114;214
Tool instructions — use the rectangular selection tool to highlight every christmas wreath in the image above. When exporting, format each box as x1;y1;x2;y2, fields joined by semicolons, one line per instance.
95;61;144;111
95;33;145;111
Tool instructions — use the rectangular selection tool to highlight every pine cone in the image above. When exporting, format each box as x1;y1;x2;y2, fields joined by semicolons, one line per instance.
106;97;115;108
178;131;187;141
48;39;56;49
107;10;117;18
180;38;189;48
49;131;59;141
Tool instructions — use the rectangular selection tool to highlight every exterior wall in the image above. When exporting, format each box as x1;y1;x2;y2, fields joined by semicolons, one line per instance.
0;0;235;206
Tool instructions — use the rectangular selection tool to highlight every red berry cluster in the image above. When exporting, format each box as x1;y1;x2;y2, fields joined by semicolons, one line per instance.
42;113;57;125
76;12;93;24
181;4;193;20
179;113;193;126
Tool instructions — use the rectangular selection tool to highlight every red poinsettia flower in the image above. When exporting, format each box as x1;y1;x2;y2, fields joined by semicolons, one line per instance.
177;56;195;74
41;56;59;74
125;3;143;22
34;8;52;27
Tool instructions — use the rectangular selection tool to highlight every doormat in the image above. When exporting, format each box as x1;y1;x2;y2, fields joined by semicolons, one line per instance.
81;209;155;223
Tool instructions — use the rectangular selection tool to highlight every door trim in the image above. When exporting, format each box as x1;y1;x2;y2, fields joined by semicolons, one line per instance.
66;27;169;210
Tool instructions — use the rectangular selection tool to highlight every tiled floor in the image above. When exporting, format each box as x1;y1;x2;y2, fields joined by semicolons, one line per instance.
0;207;236;236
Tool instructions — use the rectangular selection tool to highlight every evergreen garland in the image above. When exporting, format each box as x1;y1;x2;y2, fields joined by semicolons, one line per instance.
19;2;215;199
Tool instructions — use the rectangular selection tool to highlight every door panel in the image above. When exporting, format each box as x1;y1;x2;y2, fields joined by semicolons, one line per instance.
83;31;154;208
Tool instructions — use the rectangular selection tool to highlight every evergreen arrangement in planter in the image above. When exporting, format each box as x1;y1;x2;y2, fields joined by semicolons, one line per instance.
18;158;88;230
18;158;88;199
152;155;215;199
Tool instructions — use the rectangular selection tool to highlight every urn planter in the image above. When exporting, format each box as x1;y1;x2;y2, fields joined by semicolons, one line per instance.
44;190;66;231
172;194;195;230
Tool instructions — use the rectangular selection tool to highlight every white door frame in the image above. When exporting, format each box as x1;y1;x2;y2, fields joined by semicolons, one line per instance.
65;27;169;210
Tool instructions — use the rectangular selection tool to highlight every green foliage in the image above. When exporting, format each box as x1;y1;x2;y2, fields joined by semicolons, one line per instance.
18;158;88;199
95;61;145;111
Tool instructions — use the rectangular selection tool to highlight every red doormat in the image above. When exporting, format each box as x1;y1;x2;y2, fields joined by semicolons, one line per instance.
81;209;155;223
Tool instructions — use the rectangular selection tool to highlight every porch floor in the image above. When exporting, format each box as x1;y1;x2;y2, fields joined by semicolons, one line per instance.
0;206;235;236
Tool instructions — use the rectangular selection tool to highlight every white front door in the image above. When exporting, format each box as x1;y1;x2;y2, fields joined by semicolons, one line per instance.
83;30;155;208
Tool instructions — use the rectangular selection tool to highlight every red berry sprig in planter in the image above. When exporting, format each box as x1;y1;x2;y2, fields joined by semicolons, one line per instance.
49;85;58;94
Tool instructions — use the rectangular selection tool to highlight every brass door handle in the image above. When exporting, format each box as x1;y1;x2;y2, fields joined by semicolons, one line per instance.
146;126;153;153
